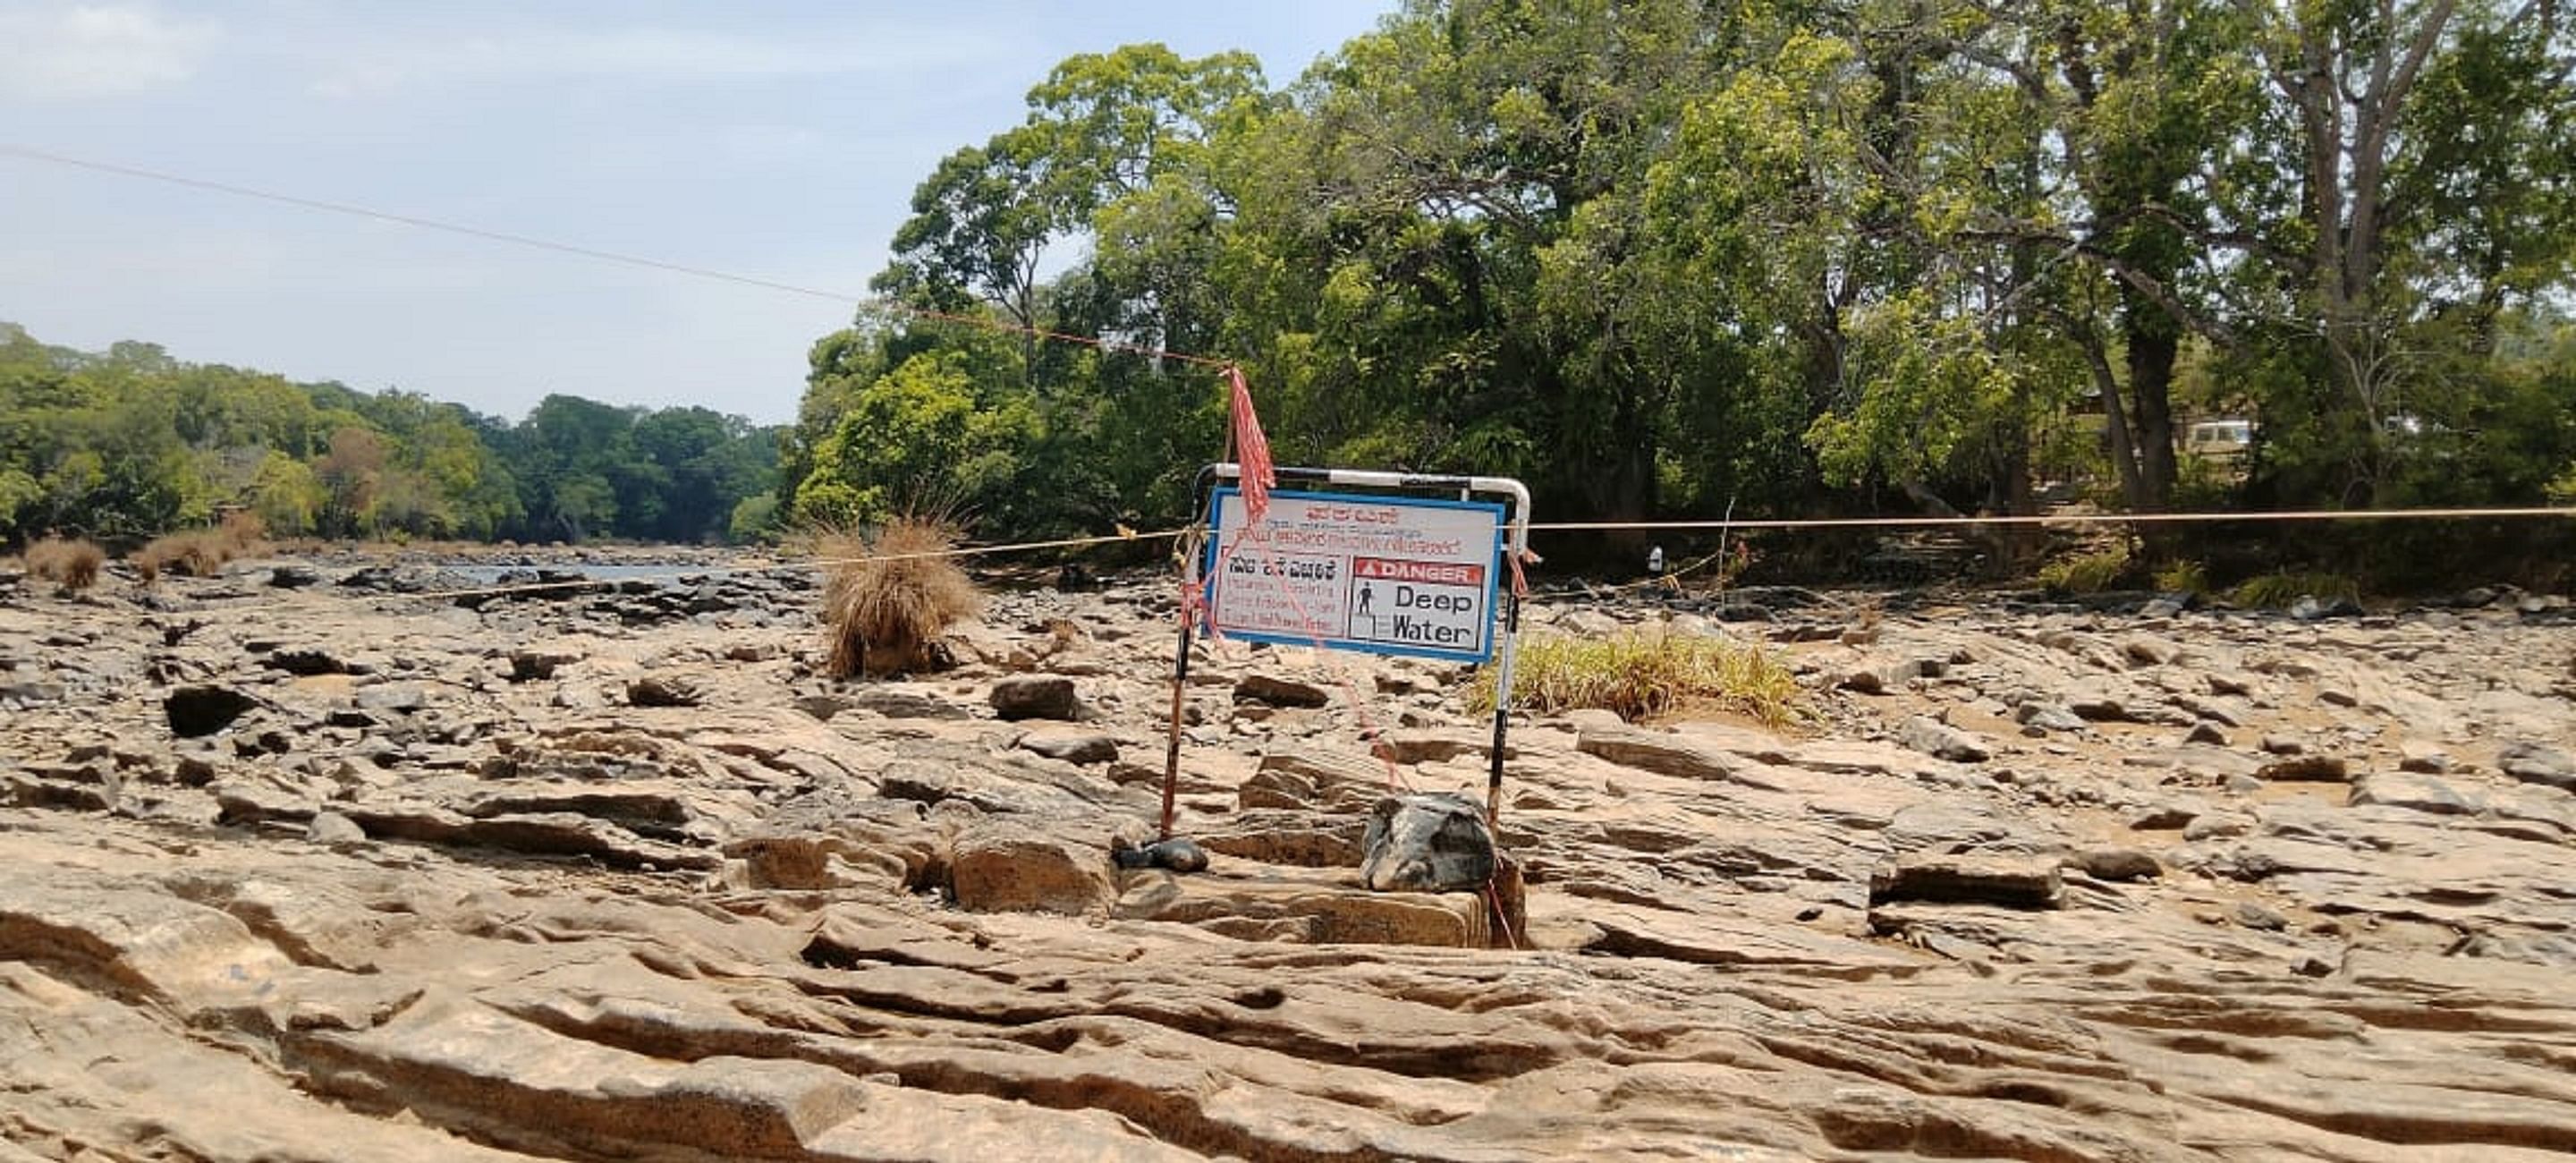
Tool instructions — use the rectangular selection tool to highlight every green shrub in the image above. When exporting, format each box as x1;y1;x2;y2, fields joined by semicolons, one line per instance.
1467;629;1801;729
2152;558;2209;595
2230;571;2361;609
2038;547;2132;594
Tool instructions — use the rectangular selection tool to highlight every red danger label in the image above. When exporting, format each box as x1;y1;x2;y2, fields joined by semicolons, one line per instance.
1352;557;1482;587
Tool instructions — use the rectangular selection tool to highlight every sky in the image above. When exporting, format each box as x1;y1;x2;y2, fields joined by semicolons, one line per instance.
0;0;1393;423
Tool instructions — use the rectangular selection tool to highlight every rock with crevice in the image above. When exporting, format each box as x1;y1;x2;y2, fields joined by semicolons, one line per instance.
1868;854;2065;910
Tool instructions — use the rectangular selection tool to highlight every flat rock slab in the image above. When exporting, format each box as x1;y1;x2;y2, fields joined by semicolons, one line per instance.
1113;867;1494;947
1576;724;1741;780
2347;770;2483;816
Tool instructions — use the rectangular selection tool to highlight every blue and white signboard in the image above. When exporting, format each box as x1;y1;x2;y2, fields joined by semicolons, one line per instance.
1201;486;1506;663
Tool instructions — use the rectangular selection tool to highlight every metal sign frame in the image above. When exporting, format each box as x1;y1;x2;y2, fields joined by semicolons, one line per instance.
1199;484;1508;663
1159;463;1532;836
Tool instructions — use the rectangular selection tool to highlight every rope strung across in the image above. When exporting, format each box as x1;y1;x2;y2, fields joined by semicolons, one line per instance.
160;527;1190;617
1526;505;2576;532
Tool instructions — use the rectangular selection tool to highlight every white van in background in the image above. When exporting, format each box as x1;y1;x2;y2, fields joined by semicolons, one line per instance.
2183;418;2255;463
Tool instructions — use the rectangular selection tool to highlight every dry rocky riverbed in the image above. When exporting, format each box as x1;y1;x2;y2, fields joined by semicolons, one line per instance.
4;547;2576;1161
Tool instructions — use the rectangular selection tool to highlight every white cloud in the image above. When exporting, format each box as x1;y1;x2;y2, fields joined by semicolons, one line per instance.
0;3;218;99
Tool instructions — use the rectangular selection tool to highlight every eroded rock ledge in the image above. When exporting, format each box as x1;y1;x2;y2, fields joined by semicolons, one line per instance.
4;556;2574;1160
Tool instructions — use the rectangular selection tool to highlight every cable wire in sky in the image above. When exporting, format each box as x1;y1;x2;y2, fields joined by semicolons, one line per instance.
0;142;1233;368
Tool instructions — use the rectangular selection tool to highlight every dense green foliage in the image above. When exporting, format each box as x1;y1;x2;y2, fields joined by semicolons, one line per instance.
784;1;2576;554
0;324;780;546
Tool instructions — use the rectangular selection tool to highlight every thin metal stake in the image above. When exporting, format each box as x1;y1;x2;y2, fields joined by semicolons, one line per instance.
1158;611;1193;841
1485;569;1523;828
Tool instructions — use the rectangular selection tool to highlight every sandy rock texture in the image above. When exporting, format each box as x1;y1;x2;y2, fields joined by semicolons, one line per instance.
4;550;2576;1160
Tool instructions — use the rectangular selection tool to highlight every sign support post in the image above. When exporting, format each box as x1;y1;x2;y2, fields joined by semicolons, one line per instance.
1157;603;1194;841
1485;583;1521;826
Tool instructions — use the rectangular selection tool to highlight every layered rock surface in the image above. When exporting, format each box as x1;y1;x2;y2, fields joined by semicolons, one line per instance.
4;552;2575;1160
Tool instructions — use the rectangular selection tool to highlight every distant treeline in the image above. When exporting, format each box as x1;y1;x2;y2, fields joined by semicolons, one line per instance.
779;4;2576;556
1;323;782;546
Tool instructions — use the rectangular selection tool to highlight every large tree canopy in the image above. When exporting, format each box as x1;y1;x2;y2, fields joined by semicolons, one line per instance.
786;2;2575;557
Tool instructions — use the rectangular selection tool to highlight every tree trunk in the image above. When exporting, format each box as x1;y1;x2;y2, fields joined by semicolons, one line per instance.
2076;327;2148;511
2124;310;2180;508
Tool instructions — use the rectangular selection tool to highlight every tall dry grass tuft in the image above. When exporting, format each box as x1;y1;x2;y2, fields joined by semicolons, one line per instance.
819;516;984;678
134;510;272;582
26;536;106;591
218;509;269;555
137;531;229;579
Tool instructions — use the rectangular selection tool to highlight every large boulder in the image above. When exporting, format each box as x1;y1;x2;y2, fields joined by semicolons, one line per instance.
1360;794;1496;893
949;823;1114;915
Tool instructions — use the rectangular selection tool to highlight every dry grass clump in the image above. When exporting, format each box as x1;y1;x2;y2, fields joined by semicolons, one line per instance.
136;531;230;580
1468;629;1802;729
26;536;106;591
133;510;273;582
219;509;269;553
820;517;983;677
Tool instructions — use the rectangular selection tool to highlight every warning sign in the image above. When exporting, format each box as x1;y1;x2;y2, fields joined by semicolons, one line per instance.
1202;488;1504;662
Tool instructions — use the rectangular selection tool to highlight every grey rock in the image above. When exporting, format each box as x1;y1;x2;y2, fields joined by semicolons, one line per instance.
2498;741;2576;791
1838;666;1894;695
1576;725;1742;781
2120;634;2182;666
352;683;430;714
2012;701;2088;734
0;679;66;704
2128;805;2197;830
2064;688;2137;723
2182;813;2251;841
2233;901;2290;930
2255;755;2350;783
508;649;582;683
2396;739;2452;774
1017;729;1119;765
2348;771;2481;816
626;675;703;708
263;647;356;676
853;686;973;720
1360;793;1496;893
1234;673;1332;709
1898;716;1990;763
1110;836;1209;873
2185;722;2229;746
306;811;366;844
2075;848;2162;882
989;675;1080;721
792;692;853;720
